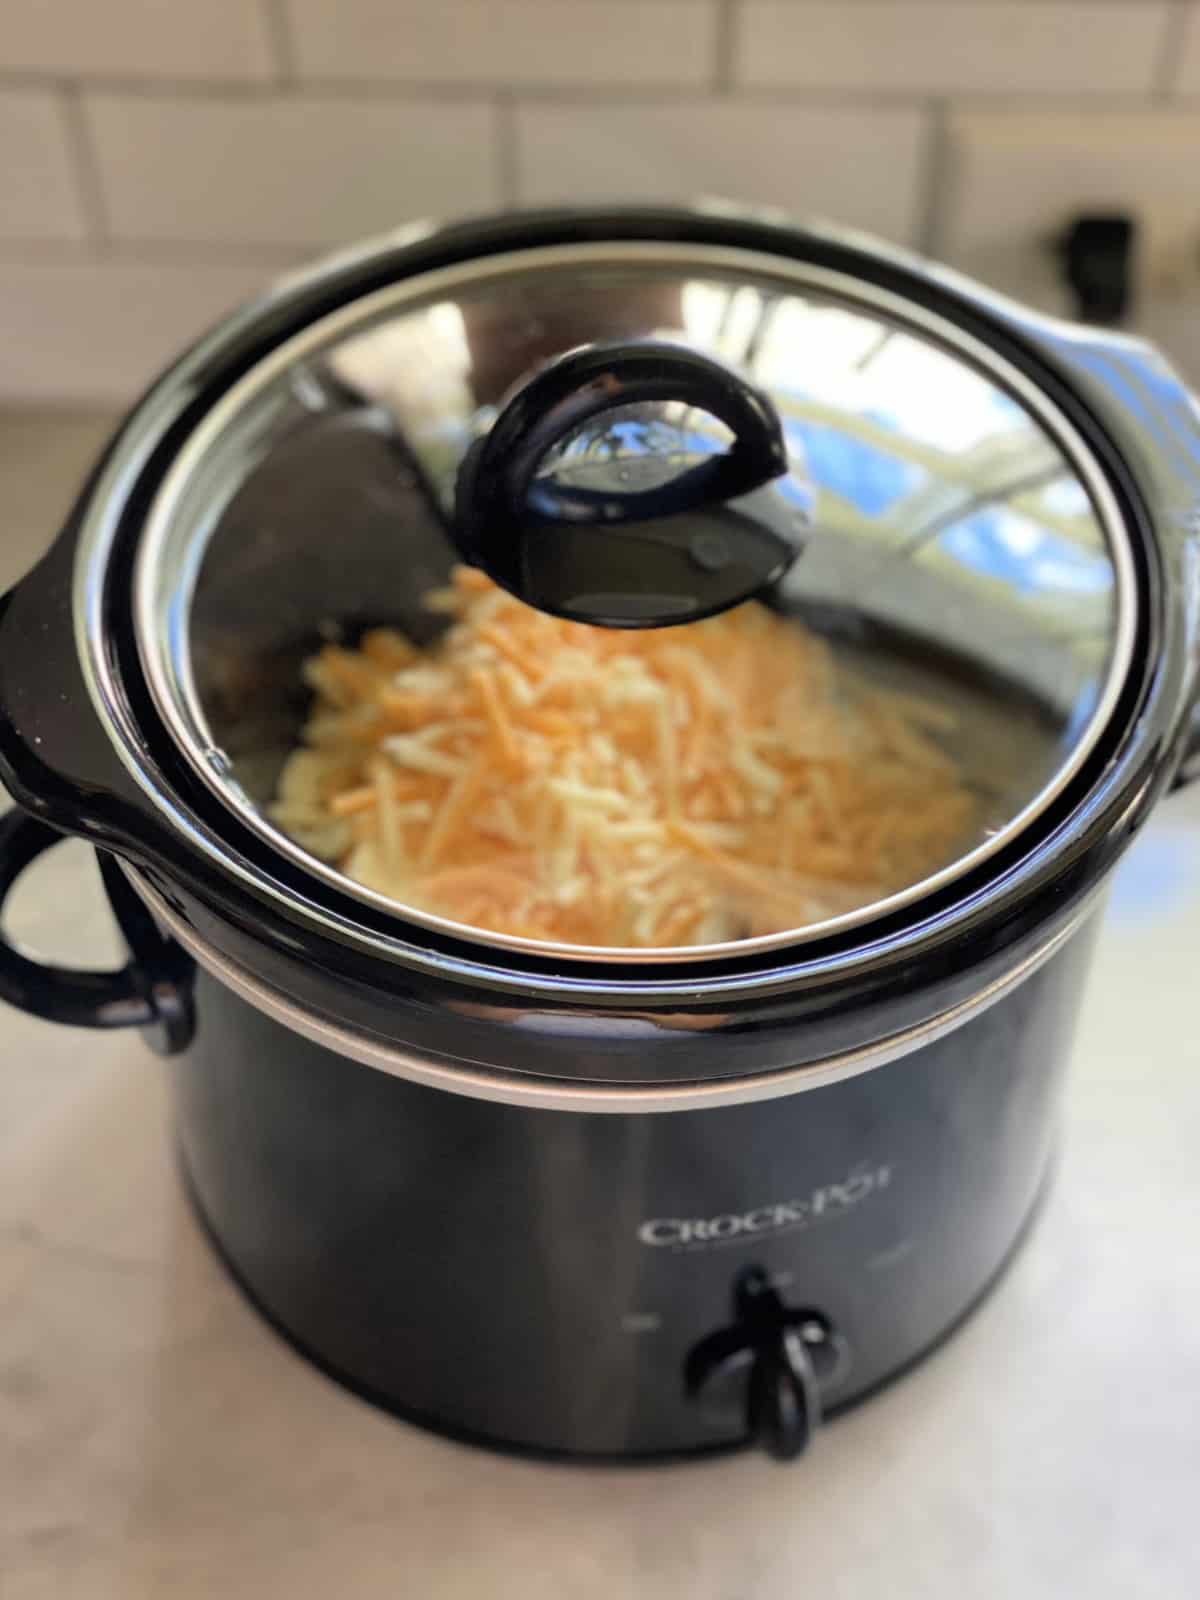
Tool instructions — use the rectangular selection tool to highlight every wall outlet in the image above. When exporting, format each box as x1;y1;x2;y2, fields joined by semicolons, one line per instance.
939;108;1200;380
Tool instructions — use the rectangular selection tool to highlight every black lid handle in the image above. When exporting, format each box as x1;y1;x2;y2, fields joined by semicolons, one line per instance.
454;339;799;628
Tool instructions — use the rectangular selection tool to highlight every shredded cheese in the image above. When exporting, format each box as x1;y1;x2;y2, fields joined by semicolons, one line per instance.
271;567;978;948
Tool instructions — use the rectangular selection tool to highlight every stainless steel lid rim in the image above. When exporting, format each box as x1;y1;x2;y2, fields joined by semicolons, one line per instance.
130;865;1093;1111
30;207;1192;1003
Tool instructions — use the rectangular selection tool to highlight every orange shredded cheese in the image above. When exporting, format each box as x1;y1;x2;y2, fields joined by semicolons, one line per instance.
271;567;977;948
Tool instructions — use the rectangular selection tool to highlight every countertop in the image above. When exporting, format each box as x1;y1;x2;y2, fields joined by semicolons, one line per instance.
2;408;1199;1600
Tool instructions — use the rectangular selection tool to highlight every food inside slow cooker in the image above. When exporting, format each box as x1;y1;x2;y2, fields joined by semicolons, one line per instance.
270;565;978;948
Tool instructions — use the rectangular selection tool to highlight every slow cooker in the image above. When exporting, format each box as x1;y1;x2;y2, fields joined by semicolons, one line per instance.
1;208;1198;1462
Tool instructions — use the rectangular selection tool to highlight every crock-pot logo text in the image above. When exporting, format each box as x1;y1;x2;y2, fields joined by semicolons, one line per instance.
637;1164;893;1250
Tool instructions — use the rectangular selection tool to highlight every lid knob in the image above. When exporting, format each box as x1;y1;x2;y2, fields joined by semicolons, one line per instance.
452;339;800;627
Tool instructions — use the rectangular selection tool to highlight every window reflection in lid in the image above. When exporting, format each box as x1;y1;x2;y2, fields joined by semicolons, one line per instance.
134;243;1137;959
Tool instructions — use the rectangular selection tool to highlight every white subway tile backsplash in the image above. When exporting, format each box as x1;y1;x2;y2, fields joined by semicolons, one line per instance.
0;0;275;82
84;95;498;247
286;0;716;88
0;260;271;402
514;101;928;242
0;0;1197;406
736;2;1170;96
0;90;87;241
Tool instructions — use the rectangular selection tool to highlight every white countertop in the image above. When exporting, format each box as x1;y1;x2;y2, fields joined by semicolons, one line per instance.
2;409;1199;1600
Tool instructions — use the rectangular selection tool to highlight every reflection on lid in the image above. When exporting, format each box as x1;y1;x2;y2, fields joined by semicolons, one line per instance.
942;508;1112;597
315;264;1118;724
141;243;1134;958
671;280;1114;674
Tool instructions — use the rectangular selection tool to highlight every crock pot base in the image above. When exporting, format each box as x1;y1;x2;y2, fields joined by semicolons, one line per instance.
176;1145;1055;1467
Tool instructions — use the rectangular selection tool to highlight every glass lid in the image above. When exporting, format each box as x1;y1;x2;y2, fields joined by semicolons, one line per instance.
134;240;1136;961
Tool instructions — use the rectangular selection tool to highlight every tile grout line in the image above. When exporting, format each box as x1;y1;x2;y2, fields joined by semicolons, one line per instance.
713;0;737;95
0;71;282;98
495;94;519;211
1;72;1197;113
0;73;749;104
915;98;950;259
57;82;110;254
262;0;297;86
0;241;309;269
1152;0;1193;98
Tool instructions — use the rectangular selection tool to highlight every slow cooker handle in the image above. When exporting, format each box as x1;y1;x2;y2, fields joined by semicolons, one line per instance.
452;339;800;628
0;808;193;1054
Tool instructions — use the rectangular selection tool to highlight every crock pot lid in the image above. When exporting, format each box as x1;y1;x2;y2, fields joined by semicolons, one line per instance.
132;236;1136;962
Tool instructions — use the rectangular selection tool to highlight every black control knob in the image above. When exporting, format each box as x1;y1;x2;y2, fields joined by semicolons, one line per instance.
685;1267;849;1462
746;1323;819;1461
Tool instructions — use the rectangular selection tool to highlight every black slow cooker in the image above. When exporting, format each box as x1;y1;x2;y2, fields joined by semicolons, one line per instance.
1;208;1198;1462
